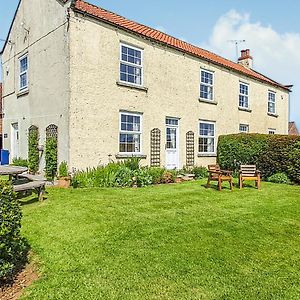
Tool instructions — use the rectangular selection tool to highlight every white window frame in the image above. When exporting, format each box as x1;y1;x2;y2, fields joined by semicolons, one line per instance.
198;120;216;154
120;43;143;87
268;91;276;114
200;69;214;101
268;128;276;135
239;82;249;109
119;112;142;154
19;54;28;91
239;124;249;133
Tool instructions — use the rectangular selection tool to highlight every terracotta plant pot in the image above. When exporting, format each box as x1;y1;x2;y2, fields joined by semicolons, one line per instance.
58;177;71;188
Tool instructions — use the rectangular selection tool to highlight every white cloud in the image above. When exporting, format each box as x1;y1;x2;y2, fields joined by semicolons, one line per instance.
202;10;300;127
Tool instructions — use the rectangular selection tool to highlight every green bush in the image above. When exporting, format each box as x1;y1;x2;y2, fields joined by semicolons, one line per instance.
134;168;153;187
184;166;208;179
28;127;39;174
218;134;300;182
288;141;300;184
12;157;28;168
124;157;141;171
72;162;178;188
45;137;58;180
147;167;165;184
161;171;176;184
268;173;290;184
0;181;29;281
59;161;69;178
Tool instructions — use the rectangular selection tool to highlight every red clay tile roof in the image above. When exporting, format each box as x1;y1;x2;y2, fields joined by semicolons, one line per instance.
289;122;299;136
73;0;290;91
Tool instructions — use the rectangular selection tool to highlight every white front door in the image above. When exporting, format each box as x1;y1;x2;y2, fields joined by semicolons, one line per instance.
165;118;179;169
11;123;20;159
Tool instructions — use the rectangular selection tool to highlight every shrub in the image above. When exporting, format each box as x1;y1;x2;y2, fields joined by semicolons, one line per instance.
268;173;290;184
191;166;208;179
288;141;300;184
218;134;300;182
45;137;58;180
134;168;153;187
12;157;28;168
59;161;69;178
28;126;39;174
161;171;176;184
147;167;165;184
115;166;133;187
124;157;141;171
0;181;28;281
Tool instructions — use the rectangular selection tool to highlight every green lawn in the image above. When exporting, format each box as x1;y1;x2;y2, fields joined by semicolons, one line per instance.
21;180;300;299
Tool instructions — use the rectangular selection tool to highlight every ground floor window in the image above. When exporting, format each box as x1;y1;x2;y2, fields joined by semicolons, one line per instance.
268;128;276;135
119;112;142;153
239;124;249;133
199;121;216;154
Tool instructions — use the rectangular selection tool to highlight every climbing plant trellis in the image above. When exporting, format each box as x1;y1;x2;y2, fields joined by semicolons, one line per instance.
150;128;161;167
186;131;195;167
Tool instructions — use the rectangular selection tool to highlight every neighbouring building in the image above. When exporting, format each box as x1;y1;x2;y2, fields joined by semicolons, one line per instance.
0;0;292;171
289;122;299;136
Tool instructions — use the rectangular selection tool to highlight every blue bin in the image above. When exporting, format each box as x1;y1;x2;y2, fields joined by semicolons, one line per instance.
1;150;10;165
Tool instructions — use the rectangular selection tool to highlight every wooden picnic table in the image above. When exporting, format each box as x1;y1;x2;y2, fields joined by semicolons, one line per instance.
0;166;28;179
0;165;45;201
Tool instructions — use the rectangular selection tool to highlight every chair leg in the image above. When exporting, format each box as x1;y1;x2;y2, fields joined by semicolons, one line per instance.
218;178;222;191
257;177;261;190
239;177;243;189
207;177;211;188
230;179;233;191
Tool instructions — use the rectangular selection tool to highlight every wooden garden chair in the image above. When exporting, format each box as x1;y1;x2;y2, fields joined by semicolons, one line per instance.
239;165;261;189
207;164;233;191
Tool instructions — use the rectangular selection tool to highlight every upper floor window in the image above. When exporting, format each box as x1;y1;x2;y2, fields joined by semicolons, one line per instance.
200;70;214;100
120;44;143;86
239;83;249;108
19;55;28;90
268;91;276;114
119;112;142;153
239;124;249;133
199;121;216;154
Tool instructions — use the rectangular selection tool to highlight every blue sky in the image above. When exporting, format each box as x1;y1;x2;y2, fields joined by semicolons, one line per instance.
1;0;299;127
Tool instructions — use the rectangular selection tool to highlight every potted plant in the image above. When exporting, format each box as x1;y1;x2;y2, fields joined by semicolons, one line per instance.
58;161;71;188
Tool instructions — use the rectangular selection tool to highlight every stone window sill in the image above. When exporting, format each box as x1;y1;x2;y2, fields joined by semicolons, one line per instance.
267;112;279;118
116;81;148;92
17;89;29;98
198;98;218;105
238;107;252;113
197;153;217;157
115;153;147;159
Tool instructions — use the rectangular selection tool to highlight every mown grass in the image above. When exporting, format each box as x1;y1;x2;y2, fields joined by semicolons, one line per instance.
20;180;300;299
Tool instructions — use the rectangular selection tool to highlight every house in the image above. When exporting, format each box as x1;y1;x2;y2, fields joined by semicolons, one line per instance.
0;0;291;171
289;122;299;136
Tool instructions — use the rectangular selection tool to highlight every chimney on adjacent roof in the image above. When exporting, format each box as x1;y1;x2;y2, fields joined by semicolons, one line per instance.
238;49;253;69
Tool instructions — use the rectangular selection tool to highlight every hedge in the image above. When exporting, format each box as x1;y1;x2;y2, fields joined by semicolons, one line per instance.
217;134;300;183
0;181;28;281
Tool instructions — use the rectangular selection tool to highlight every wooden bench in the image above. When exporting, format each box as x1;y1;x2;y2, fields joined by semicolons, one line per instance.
239;165;261;189
18;173;47;181
207;164;233;191
13;181;46;201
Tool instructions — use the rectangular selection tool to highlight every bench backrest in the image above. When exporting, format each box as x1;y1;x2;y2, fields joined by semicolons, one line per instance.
240;165;257;176
208;164;220;172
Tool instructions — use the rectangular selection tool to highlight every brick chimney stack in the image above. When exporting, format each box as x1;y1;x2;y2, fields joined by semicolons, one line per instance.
238;49;253;69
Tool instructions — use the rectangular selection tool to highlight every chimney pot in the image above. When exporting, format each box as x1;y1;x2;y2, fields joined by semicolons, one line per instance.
238;49;253;69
